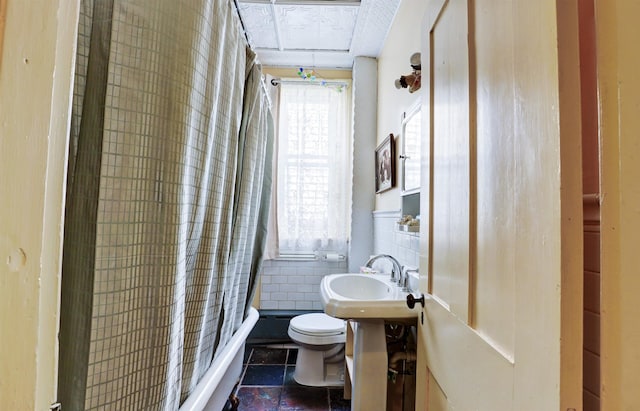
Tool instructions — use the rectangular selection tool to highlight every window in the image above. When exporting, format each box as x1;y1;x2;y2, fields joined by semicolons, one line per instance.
276;82;352;254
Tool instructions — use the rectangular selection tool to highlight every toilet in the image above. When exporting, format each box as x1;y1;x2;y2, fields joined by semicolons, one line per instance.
288;313;346;386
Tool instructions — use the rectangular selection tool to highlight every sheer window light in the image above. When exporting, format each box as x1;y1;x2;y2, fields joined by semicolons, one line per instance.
276;82;352;254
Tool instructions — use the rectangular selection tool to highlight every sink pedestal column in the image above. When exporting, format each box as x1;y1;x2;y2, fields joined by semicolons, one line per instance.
346;319;387;411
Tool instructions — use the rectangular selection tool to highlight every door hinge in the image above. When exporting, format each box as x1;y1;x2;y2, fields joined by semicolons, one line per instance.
50;402;61;411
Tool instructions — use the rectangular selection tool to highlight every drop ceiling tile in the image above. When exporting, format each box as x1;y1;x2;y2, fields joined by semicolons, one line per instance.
276;5;358;51
236;0;401;68
350;0;401;57
236;3;279;49
255;49;353;69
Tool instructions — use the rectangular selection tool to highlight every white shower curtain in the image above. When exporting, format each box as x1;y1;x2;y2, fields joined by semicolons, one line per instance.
58;1;273;409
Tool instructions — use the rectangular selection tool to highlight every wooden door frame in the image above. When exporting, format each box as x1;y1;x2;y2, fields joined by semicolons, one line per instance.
0;0;79;408
596;1;640;409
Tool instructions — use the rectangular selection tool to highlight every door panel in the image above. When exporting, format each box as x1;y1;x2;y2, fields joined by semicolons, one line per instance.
430;0;470;322
428;371;448;411
417;0;583;410
472;0;516;356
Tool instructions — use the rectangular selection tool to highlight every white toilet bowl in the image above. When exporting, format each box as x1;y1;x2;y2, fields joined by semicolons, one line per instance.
288;313;346;387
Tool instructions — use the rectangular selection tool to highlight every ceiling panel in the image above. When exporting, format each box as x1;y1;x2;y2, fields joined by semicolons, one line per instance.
235;3;278;49
276;5;358;51
236;0;401;68
255;49;354;68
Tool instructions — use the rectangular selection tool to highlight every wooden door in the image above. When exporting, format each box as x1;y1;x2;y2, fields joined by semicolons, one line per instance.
0;0;79;408
415;1;583;410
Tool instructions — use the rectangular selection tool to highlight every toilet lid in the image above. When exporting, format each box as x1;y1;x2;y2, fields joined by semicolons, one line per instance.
290;313;345;336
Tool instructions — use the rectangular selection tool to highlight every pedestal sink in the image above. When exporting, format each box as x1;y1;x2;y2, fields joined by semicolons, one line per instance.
320;273;420;411
320;272;416;321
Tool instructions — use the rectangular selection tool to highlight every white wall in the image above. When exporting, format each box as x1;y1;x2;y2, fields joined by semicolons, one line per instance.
375;0;430;212
349;57;377;272
368;0;428;278
373;210;419;269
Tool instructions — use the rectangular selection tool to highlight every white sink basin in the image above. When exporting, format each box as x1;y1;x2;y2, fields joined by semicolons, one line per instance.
327;274;392;300
320;273;418;321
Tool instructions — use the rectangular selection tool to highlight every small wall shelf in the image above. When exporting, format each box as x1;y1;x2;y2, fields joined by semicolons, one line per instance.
396;224;419;233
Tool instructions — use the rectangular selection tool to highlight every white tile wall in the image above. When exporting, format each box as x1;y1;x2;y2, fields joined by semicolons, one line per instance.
258;210;420;310
373;210;420;270
260;259;348;310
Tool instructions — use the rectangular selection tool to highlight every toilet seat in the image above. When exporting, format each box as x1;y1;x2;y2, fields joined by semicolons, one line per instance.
288;313;346;345
288;313;346;386
290;313;345;335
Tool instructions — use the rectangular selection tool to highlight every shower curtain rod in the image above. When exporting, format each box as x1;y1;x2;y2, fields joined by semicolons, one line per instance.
232;0;272;108
232;0;250;44
270;78;349;88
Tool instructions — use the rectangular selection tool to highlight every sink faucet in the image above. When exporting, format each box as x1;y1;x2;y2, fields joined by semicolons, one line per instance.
364;254;403;283
400;267;419;292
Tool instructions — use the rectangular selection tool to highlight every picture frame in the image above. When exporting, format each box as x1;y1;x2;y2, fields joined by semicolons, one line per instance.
375;133;395;193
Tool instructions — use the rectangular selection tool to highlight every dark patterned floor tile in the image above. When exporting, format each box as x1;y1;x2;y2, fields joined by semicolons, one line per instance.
242;364;286;386
284;365;299;386
236;386;281;411
287;348;298;365
279;385;330;411
329;388;351;411
243;346;253;364
250;347;288;365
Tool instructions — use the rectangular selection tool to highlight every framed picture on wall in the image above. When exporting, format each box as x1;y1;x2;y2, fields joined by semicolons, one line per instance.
375;134;395;193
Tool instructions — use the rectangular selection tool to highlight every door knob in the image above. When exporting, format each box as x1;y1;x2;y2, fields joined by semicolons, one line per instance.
406;293;425;309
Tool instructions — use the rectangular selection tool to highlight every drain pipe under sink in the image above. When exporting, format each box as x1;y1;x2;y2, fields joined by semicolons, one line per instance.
389;351;417;368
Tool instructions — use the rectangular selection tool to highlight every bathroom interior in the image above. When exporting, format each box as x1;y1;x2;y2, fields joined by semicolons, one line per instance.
0;0;612;410
59;0;428;409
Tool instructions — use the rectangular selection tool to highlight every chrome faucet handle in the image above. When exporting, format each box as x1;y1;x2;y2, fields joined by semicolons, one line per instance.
401;268;419;292
393;264;406;285
390;265;400;282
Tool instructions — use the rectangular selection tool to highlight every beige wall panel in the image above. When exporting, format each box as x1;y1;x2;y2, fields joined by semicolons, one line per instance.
0;0;5;67
263;67;351;80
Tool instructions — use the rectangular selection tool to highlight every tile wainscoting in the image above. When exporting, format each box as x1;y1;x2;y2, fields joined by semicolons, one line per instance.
258;210;420;310
260;259;349;310
373;210;420;270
